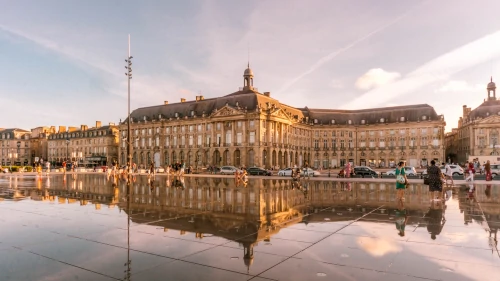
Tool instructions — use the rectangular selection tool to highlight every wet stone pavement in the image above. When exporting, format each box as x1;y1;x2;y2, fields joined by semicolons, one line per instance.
0;174;499;281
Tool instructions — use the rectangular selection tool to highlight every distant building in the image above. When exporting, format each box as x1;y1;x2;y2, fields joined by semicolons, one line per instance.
449;77;500;163
119;65;446;169
47;121;119;167
0;128;31;166
30;126;56;163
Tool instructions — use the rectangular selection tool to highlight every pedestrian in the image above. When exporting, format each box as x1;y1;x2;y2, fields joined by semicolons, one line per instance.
345;162;351;178
426;160;443;201
149;162;155;176
443;162;453;187
45;161;51;176
485;160;492;181
180;162;185;176
62;161;67;175
466;162;475;182
395;161;408;205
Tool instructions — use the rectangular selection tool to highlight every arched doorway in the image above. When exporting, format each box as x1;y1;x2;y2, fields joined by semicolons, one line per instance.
180;151;185;163
262;150;268;168
187;151;192;165
278;151;282;168
204;150;210;166
283;151;288;167
146;152;151;165
172;151;177;163
248;150;255;167
140;152;144;166
120;152;125;165
133;152;137;164
234;150;241;167
295;152;298;166
164;151;170;165
272;150;277;168
154;152;160;167
223;150;230;165
213;150;221;166
196;150;202;167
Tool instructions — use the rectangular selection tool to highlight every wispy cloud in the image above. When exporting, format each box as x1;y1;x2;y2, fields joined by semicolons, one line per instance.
355;68;401;90
343;30;500;109
275;7;415;94
434;80;483;93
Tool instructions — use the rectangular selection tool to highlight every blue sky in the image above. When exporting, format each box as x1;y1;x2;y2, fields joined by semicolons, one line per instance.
2;0;500;132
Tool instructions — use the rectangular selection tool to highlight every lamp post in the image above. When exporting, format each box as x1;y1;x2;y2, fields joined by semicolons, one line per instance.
16;141;20;166
66;137;70;163
125;35;133;176
8;150;17;173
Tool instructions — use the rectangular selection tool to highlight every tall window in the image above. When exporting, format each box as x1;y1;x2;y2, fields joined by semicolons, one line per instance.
314;140;319;148
249;120;254;127
165;137;170;146
155;136;159;146
189;135;193;146
181;136;185;145
249;132;255;144
323;140;328;148
225;131;232;144
340;140;345;148
237;133;242;144
197;135;202;145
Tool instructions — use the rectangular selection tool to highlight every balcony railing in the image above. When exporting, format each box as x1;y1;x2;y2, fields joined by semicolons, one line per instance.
224;143;231;147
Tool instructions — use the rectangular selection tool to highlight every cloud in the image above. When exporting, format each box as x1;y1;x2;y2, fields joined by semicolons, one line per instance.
343;30;500;109
275;4;419;94
357;237;402;257
434;80;483;93
355;68;401;90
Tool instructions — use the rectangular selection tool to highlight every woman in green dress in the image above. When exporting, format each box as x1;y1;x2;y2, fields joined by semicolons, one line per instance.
395;161;408;205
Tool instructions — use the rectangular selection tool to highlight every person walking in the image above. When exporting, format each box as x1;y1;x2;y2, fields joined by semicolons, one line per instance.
427;160;443;201
345;162;351;178
395;161;408;205
443;162;454;187
485;160;492;181
465;162;475;182
45;161;51;176
62;161;67;175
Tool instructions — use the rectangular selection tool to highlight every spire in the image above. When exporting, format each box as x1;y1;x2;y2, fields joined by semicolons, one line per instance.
491;76;493;83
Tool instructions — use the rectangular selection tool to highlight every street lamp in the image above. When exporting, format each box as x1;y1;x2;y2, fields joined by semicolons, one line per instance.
66;137;70;163
125;34;133;176
8;150;17;173
16;141;20;166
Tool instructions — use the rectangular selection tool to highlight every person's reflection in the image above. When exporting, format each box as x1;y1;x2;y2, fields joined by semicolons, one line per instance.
485;185;492;199
148;176;155;191
426;201;446;240
395;208;408;237
467;183;475;202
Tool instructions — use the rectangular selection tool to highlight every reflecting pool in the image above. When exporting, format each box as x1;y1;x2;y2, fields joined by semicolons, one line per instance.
0;174;499;280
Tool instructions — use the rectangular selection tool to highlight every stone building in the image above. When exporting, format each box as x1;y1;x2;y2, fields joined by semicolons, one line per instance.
0;128;31;166
451;77;500;163
47;121;119;167
120;66;446;169
29;126;56;163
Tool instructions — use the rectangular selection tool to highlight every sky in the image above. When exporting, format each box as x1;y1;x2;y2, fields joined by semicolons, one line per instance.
2;0;500;132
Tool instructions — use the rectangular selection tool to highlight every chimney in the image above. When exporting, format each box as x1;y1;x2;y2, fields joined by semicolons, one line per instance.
164;101;169;105
68;127;78;132
181;98;186;103
264;92;271;97
80;125;88;131
58;126;66;133
96;121;102;128
109;122;115;126
196;96;205;101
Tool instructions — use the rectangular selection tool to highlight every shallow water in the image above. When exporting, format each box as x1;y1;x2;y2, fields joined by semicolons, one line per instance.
0;174;499;280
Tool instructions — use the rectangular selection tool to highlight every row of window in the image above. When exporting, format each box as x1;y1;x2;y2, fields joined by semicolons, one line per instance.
313;115;432;125
49;130;113;140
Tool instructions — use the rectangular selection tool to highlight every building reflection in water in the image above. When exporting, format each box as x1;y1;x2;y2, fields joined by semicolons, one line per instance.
1;175;500;267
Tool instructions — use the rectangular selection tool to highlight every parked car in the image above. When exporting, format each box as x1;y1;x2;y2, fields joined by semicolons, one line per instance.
487;164;500;176
247;167;272;176
278;168;293;176
422;165;463;176
353;166;380;177
385;166;418;176
300;168;321;177
220;166;241;175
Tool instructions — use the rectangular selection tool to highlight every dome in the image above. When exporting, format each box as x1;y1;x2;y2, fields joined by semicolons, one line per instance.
488;77;496;89
244;67;253;76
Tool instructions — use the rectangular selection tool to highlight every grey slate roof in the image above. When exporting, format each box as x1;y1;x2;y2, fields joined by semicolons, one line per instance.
468;100;500;120
126;89;441;125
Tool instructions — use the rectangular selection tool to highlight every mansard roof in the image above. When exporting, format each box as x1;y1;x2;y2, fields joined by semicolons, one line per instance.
468;100;500;120
126;90;441;126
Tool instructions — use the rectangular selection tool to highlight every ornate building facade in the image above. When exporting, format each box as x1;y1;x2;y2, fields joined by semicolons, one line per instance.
450;78;500;163
47;121;119;166
0;128;31;166
119;66;446;169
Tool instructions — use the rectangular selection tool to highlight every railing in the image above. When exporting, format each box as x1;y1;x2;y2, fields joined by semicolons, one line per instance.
421;145;428;149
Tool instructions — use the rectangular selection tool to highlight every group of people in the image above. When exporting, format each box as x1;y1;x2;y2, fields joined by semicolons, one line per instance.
463;160;493;182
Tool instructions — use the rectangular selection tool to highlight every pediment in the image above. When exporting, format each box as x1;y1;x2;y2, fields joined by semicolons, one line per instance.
477;115;500;124
270;108;295;122
210;105;244;118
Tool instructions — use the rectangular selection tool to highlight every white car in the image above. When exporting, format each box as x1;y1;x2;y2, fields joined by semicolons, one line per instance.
422;165;464;176
220;166;241;175
278;168;294;176
300;168;320;177
385;166;418;176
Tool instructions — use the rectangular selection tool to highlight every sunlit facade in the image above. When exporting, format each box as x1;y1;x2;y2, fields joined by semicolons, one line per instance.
120;66;446;169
